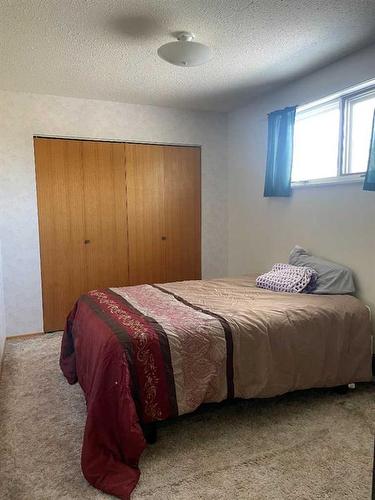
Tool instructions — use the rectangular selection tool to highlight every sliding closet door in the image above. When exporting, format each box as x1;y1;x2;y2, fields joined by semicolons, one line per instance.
126;143;201;285
34;138;129;332
81;141;129;291
34;138;87;331
126;144;166;285
35;138;201;330
164;146;201;281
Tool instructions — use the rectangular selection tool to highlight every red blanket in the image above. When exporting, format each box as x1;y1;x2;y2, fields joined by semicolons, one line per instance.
60;288;180;499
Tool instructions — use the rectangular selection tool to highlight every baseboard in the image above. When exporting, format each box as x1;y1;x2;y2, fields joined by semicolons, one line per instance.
0;336;5;378
6;331;44;341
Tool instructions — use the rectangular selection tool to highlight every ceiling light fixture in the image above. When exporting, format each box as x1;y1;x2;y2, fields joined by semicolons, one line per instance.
157;32;211;67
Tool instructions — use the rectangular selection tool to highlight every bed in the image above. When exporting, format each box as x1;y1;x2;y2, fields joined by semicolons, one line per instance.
60;276;373;499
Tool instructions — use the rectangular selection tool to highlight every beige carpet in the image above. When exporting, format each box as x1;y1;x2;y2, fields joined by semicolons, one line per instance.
0;333;374;500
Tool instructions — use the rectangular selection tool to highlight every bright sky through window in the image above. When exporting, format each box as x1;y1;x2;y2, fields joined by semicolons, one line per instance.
292;103;340;182
291;83;375;184
347;95;375;174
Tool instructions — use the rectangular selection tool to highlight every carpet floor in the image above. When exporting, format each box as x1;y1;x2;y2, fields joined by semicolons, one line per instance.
0;333;374;500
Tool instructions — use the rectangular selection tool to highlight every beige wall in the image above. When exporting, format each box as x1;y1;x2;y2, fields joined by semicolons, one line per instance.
228;44;375;314
2;44;375;338
0;91;228;336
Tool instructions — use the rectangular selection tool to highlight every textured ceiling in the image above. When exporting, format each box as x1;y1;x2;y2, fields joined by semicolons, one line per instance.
2;0;375;111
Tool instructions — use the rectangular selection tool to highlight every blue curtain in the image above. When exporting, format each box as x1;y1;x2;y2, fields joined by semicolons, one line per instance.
364;110;375;191
264;106;297;197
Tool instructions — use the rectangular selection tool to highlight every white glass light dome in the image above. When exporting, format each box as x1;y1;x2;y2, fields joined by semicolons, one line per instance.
157;32;211;67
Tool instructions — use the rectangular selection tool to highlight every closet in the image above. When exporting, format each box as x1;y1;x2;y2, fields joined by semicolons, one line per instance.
34;138;201;332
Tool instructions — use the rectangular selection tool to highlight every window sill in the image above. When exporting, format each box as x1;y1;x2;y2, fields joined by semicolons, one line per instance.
292;174;365;188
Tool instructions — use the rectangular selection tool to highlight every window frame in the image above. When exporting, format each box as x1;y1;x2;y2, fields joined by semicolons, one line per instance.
291;81;375;188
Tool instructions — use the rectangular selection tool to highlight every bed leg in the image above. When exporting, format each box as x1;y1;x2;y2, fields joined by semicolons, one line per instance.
334;385;349;394
334;383;356;394
142;422;158;444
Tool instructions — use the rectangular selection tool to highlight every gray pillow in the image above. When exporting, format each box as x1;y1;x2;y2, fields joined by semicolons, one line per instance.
288;246;355;295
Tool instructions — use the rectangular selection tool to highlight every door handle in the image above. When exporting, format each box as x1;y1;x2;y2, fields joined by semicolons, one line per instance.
84;239;91;244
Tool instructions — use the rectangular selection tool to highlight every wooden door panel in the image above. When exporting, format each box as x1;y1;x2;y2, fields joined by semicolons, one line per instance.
126;144;166;285
81;141;129;291
34;138;87;331
35;138;129;332
163;146;201;282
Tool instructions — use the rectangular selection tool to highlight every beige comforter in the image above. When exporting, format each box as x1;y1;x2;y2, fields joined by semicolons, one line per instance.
160;276;373;412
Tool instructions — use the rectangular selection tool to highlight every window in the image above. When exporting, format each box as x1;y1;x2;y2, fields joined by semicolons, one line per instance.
291;82;375;185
